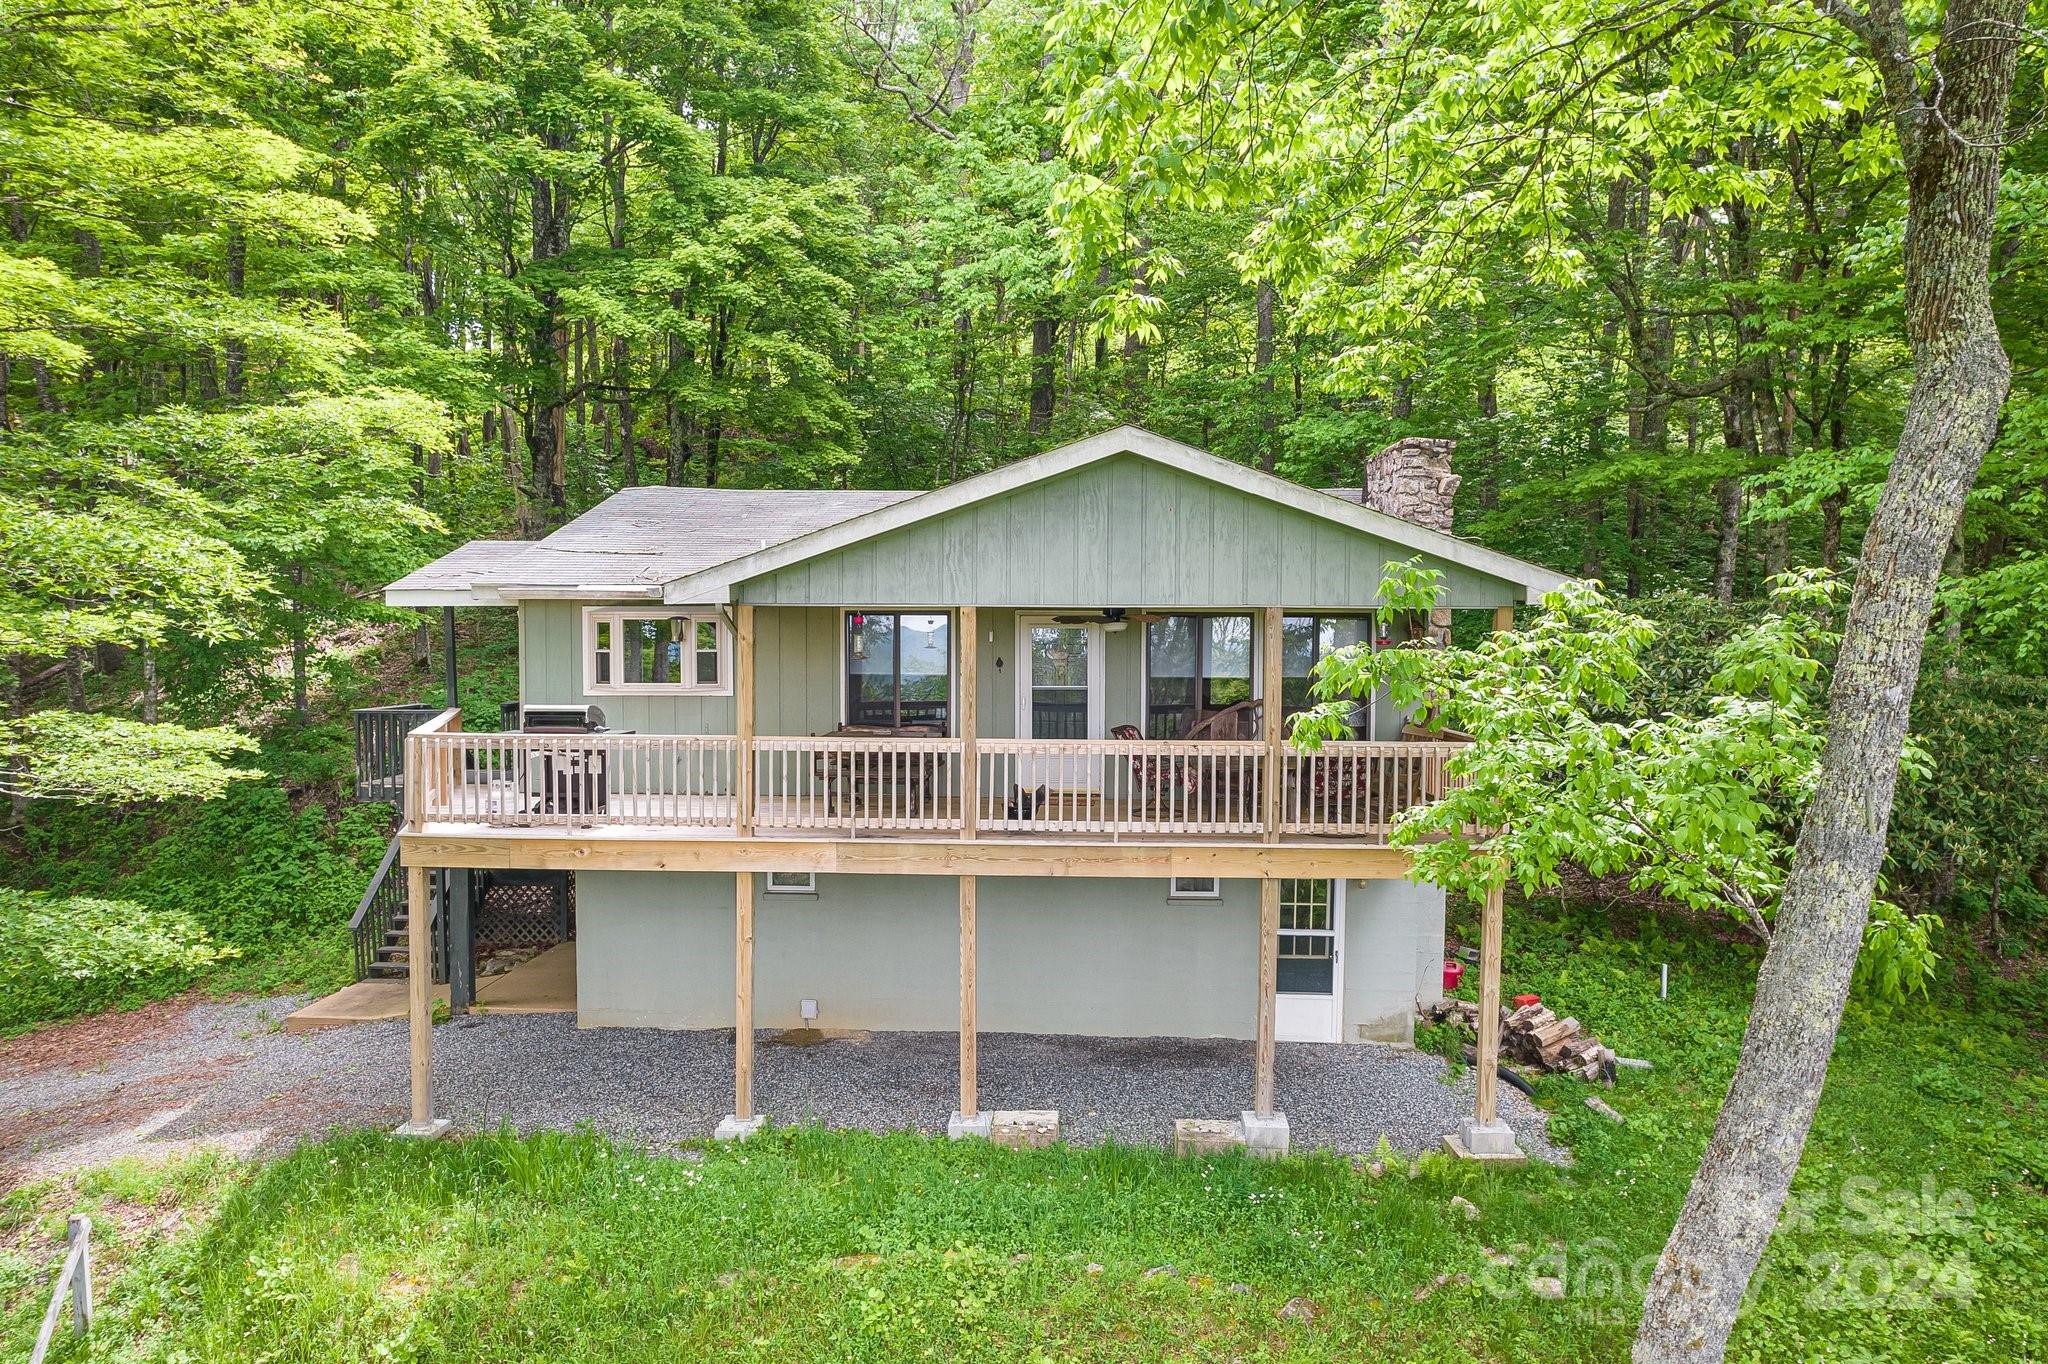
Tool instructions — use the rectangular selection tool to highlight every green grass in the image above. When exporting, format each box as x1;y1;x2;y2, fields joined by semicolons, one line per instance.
4;904;2043;1363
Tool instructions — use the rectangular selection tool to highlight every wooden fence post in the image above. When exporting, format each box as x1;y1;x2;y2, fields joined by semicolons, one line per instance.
29;1215;92;1364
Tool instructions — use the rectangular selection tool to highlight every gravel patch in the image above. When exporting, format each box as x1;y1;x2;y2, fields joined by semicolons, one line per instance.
1;1003;1564;1177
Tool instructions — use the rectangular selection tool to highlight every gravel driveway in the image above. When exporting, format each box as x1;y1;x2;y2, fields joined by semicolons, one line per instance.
0;995;1561;1180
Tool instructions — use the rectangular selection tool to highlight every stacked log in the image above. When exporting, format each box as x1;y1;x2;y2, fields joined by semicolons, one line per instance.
1425;999;1616;1084
1501;1002;1615;1083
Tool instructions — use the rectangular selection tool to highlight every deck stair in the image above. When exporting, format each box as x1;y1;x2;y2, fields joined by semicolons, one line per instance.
349;836;447;983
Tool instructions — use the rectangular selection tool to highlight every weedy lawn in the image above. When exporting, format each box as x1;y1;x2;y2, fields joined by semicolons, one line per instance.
4;904;2042;1362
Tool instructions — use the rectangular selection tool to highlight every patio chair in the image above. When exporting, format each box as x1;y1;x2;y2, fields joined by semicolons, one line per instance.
1180;700;1265;819
1111;723;1189;816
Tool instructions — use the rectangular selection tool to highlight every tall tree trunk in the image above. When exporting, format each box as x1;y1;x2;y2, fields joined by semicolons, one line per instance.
527;149;573;526
703;307;728;486
289;566;310;726
667;288;693;485
615;336;636;487
223;229;246;398
950;309;972;480
1820;337;1854;570
140;644;157;724
1027;317;1056;435
1256;280;1278;471
3;660;26;828
1634;0;2024;1356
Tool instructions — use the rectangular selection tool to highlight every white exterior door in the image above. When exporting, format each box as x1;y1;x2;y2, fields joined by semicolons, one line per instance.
1014;616;1105;793
1275;878;1344;1043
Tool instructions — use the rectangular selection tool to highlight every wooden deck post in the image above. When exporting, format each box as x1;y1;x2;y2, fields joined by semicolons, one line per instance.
1474;881;1505;1125
959;606;978;839
958;874;977;1117
1493;604;1516;634
1254;876;1279;1114
406;863;434;1126
441;605;459;707
1261;606;1284;843
734;871;755;1119
735;604;756;836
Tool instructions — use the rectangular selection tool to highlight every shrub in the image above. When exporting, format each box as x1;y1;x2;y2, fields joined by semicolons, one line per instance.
0;889;233;1028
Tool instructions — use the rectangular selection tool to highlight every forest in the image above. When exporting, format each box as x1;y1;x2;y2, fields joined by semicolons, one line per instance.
6;0;2046;914
2;0;2046;1358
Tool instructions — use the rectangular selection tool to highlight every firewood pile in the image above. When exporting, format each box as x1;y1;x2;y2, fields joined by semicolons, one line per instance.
1426;999;1617;1084
1502;1002;1616;1083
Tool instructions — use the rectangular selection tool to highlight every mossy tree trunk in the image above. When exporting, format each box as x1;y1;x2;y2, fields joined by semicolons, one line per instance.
1633;0;2026;1357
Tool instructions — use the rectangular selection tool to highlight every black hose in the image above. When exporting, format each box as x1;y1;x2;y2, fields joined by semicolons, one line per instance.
1462;1046;1536;1096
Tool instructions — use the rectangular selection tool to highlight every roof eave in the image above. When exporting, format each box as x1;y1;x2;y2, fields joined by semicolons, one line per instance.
384;586;512;607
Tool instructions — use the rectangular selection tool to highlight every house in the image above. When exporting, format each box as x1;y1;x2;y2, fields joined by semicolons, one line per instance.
376;425;1567;1156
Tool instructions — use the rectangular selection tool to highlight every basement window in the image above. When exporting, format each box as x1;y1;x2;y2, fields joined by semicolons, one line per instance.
1168;876;1222;900
766;871;817;895
584;608;729;696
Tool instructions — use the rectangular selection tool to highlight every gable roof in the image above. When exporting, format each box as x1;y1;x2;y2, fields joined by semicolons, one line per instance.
385;425;1570;607
658;425;1568;604
384;487;916;605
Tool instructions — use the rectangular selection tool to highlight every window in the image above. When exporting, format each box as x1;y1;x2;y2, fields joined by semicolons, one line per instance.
765;871;817;895
1277;879;1336;993
846;612;951;731
585;609;728;695
1281;615;1372;724
1168;876;1221;900
1144;614;1254;738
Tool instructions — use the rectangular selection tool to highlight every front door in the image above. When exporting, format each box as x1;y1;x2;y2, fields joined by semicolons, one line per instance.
1275;878;1344;1043
1016;616;1104;793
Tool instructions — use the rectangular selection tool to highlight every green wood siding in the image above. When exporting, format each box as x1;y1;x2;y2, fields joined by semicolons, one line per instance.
518;603;1159;738
519;602;839;735
735;455;1521;609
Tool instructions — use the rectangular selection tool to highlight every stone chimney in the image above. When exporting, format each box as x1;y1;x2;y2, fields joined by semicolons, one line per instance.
1362;436;1460;531
1362;436;1460;649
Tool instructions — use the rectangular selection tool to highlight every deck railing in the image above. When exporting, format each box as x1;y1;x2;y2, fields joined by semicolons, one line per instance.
1281;741;1463;837
978;738;1267;834
754;735;963;833
402;715;1464;841
353;704;441;803
409;726;738;828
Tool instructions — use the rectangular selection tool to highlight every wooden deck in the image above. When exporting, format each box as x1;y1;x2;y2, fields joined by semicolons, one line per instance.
403;723;1462;847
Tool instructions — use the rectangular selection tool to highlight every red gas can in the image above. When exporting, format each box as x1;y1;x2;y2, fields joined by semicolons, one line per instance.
1442;960;1464;993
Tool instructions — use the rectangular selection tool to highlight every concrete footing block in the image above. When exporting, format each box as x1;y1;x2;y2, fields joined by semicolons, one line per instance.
392;1118;452;1141
1239;1111;1290;1159
714;1113;769;1142
988;1109;1059;1149
1443;1119;1527;1164
1173;1118;1245;1157
947;1110;993;1141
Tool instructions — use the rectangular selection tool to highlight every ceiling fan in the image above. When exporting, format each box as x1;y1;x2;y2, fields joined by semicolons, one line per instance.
1051;608;1165;625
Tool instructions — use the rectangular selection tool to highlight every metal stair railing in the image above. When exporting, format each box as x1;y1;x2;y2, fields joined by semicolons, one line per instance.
348;836;404;980
348;835;450;984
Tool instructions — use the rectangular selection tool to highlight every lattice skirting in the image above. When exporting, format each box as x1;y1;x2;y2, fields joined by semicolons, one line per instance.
474;871;576;952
